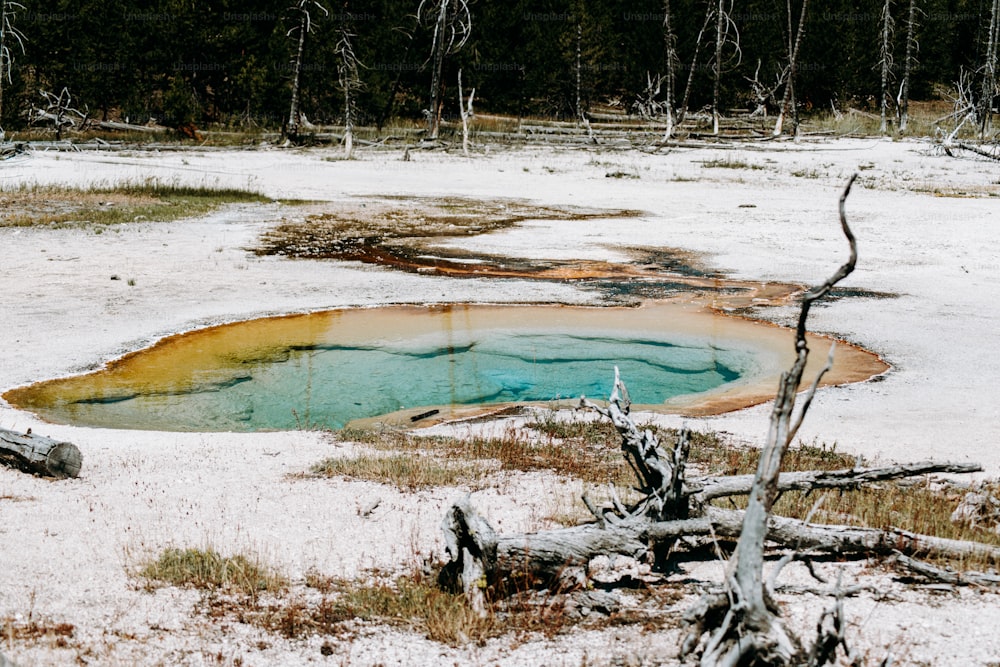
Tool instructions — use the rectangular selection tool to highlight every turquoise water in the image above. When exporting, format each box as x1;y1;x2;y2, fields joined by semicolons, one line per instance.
50;329;752;431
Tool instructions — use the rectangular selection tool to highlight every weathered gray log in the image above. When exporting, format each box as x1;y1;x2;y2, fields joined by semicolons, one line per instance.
895;552;1000;587
442;498;1000;596
97;120;163;133
0;427;82;478
688;461;983;505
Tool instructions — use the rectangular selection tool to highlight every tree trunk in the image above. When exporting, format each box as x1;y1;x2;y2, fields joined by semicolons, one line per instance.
774;0;809;136
712;0;724;134
879;0;894;134
286;12;307;143
575;15;583;122
458;68;474;156
0;0;8;123
678;3;713;125
663;0;676;139
899;0;918;131
980;0;1000;136
0;427;82;478
427;0;450;139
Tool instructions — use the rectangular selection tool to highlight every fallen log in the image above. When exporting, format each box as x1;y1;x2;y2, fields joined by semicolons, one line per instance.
894;552;1000;587
97;121;164;133
687;461;982;505
0;427;82;478
441;495;1000;596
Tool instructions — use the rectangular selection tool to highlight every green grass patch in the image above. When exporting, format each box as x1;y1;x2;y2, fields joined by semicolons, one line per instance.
0;181;270;228
137;546;286;596
310;452;492;490
700;158;766;170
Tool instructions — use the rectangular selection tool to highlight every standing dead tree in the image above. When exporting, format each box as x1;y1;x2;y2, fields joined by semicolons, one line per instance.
678;2;714;127
898;0;920;131
879;0;896;134
457;68;474;156
438;176;997;662
980;0;1000;136
285;0;328;144
711;0;742;135
935;69;978;147
28;88;88;140
746;59;785;118
335;24;362;158
774;0;809;136
682;175;861;665
0;0;25;129
662;0;678;138
418;0;471;141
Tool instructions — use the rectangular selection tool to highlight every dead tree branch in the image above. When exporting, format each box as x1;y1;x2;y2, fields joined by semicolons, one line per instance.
683;173;862;667
436;176;994;664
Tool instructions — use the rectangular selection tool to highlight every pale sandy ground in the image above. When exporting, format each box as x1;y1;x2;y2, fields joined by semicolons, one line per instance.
1;139;1000;665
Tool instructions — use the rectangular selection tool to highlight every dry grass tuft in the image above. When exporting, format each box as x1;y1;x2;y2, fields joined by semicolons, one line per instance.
245;568;623;646
137;547;287;597
310;452;493;490
0;616;75;645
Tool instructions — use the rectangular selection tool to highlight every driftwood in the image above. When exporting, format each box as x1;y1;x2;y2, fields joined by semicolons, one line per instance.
438;175;995;665
895;552;1000;588
0;427;82;478
97;121;163;133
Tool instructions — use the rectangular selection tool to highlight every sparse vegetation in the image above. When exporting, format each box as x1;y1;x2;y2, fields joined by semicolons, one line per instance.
0;616;74;648
0;181;270;228
137;546;287;597
310;452;493;490
257;571;499;645
700;158;766;170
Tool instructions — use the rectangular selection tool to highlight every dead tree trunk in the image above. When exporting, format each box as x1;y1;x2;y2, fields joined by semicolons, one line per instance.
898;0;919;131
678;2;713;125
712;0;724;134
0;427;82;478
879;0;895;134
663;0;677;139
0;0;26;124
419;0;471;140
684;175;861;666
335;24;361;158
774;0;809;136
980;0;1000;136
457;68;474;156
710;0;740;135
285;1;328;144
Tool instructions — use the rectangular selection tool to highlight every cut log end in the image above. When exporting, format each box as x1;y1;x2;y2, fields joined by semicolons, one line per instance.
0;428;83;479
46;442;83;479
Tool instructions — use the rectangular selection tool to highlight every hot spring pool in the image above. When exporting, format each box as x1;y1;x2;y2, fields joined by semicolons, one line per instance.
3;303;883;431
